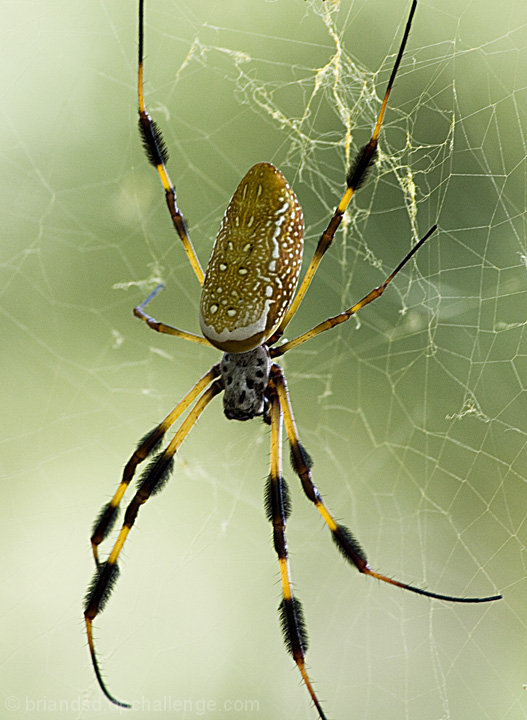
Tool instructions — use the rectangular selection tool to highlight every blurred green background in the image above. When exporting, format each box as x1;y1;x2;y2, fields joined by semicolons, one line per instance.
1;1;526;719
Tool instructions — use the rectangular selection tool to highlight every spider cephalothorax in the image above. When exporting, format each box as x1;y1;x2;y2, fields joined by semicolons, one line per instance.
84;2;501;718
220;346;272;421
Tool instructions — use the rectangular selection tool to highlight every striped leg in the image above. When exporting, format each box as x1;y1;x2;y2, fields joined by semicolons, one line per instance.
271;364;501;604
84;379;223;708
133;284;212;347
137;0;204;284
273;0;418;339
272;225;437;358
265;384;327;720
90;364;220;565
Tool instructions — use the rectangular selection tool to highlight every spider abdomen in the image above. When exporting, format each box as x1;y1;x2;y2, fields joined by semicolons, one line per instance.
199;162;304;353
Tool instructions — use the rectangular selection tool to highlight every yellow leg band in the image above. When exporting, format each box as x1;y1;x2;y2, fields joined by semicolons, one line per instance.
157;164;171;192
279;558;292;600
108;526;130;565
111;482;128;508
337;186;354;213
315;501;338;532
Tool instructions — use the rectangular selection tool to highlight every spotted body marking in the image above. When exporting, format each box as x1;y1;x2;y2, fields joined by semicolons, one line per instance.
199;162;304;353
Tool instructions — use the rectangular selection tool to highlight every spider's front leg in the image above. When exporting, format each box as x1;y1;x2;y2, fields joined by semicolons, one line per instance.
84;378;223;708
271;365;502;605
265;383;328;720
89;365;220;565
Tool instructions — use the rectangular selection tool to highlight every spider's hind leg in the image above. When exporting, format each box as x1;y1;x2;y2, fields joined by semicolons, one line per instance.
137;0;204;284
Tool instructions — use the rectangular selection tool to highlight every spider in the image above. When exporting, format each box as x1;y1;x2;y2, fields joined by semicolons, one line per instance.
84;1;502;717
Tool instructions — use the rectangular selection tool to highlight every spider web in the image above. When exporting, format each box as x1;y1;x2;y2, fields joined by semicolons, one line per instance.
1;1;526;719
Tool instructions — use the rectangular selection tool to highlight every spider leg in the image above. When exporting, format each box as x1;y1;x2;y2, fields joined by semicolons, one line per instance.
271;364;502;604
272;225;437;358
84;378;223;708
90;364;220;565
133;284;213;347
273;0;418;339
266;384;327;720
137;0;204;284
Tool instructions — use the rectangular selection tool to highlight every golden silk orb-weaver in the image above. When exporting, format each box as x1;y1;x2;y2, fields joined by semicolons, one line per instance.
84;1;502;717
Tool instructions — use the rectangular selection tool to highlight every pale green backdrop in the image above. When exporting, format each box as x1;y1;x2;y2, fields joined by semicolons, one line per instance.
1;1;526;719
